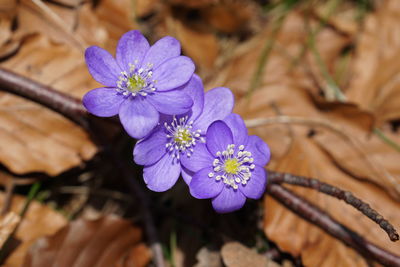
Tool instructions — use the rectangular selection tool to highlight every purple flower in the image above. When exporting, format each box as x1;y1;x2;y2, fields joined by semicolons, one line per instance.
186;114;270;213
83;30;195;139
133;75;234;192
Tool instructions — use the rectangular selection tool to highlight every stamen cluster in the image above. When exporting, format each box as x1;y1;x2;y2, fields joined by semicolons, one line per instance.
208;144;255;189
116;62;156;97
164;116;204;159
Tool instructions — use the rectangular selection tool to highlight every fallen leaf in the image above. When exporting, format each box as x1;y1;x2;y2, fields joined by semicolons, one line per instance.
194;247;222;267
346;0;400;125
23;215;151;267
0;212;20;247
221;242;280;267
0;192;67;267
0;34;97;175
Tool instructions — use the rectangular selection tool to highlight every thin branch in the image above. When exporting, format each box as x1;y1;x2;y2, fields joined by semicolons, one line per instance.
0;67;89;128
267;183;400;266
269;171;399;242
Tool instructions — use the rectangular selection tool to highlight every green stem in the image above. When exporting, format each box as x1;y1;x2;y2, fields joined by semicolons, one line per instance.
373;128;400;153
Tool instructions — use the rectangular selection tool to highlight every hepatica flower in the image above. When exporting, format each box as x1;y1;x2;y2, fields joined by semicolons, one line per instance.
83;30;195;139
186;114;270;213
133;75;234;191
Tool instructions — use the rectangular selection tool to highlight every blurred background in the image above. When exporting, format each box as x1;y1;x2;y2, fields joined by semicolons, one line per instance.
1;0;400;266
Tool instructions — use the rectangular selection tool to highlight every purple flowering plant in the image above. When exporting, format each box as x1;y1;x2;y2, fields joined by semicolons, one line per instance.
185;114;270;213
82;30;270;213
83;30;195;139
133;75;234;192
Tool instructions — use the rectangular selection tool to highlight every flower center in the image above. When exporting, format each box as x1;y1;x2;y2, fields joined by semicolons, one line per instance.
224;158;240;174
116;61;157;97
165;116;204;159
127;74;147;92
208;144;255;190
174;128;193;144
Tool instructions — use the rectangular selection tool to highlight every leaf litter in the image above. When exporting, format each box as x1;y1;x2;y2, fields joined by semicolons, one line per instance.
0;0;400;266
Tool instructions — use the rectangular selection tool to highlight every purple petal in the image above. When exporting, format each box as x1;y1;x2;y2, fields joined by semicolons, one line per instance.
223;113;248;145
239;165;267;199
180;143;213;172
142;36;181;69
152;56;195;91
143;153;181;192
119;97;159;139
133;126;168;166
206;121;233;156
185;74;204;121
212;188;246;213
190;167;223;199
85;46;121;86
82;87;124;117
245;136;271;166
193;87;234;132
181;167;194;185
147;90;193;115
116;30;150;71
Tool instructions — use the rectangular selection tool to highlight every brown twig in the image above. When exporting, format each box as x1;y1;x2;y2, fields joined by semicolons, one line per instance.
267;184;400;266
0;67;88;128
1;66;400;266
268;170;399;242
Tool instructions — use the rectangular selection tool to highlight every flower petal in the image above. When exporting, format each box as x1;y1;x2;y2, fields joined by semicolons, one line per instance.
142;36;181;69
116;30;150;71
185;74;204;121
193;87;234;132
223;113;248;145
147;90;193;115
190;167;223;199
206;121;233;156
85;46;121;86
181;167;195;185
239;165;267;199
211;188;246;213
83;87;124;117
143;153;181;192
133;126;168;166
119;97;159;139
152;56;195;91
180;143;213;172
245;135;271;166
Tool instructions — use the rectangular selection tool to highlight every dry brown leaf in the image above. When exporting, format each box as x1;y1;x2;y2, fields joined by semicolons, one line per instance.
221;242;280;267
0;34;97;175
23;215;151;267
0;192;67;267
0;212;20;247
194;247;222;267
264;138;400;266
16;0;106;50
169;18;219;70
200;2;254;34
346;0;400;124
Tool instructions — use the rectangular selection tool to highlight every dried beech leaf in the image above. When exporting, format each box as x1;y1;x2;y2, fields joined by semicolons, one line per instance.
346;0;400;124
0;192;67;267
23;215;151;267
194;247;222;267
17;0;106;50
0;212;20;247
221;242;280;267
0;35;97;175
